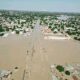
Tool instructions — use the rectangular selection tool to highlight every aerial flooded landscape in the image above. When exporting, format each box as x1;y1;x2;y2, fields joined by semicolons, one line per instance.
0;0;80;80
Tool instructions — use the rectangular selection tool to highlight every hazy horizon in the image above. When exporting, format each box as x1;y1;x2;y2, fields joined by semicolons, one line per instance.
0;0;80;13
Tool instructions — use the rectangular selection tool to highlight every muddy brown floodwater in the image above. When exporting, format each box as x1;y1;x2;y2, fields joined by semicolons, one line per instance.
0;20;80;80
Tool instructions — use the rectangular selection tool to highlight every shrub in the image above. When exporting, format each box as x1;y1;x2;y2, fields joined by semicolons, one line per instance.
74;36;77;40
65;71;70;75
0;25;5;32
23;30;26;33
15;30;19;34
14;66;18;69
31;26;34;29
56;65;64;72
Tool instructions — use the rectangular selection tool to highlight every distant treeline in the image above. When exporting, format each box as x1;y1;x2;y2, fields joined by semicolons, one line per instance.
0;9;80;17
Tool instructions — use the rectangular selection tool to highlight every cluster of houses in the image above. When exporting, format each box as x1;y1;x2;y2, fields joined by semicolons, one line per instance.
0;10;37;37
40;14;80;41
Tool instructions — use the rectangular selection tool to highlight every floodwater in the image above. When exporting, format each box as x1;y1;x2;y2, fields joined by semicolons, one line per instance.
0;21;80;80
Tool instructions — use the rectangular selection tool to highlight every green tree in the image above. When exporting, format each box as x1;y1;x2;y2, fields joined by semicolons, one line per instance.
0;25;5;32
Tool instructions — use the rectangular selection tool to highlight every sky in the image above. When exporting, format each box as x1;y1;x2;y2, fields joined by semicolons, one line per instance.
0;0;80;13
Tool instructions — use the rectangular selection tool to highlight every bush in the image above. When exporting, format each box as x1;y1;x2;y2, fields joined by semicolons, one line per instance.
0;33;4;36
23;30;26;33
65;71;70;75
56;65;64;72
49;25;52;29
74;36;77;40
31;26;34;29
0;25;5;32
6;27;9;31
15;66;18;69
74;37;80;41
16;30;19;34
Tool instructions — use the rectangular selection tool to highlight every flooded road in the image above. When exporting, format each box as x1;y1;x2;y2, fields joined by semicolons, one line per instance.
25;20;51;80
